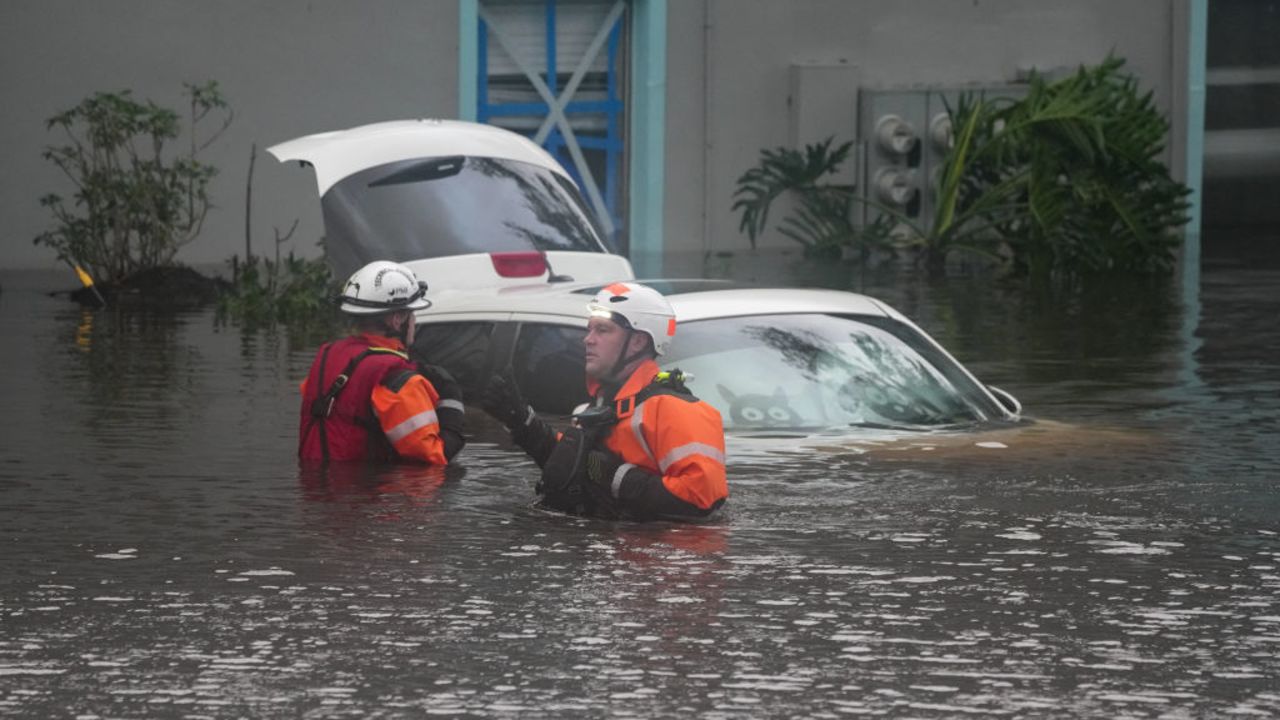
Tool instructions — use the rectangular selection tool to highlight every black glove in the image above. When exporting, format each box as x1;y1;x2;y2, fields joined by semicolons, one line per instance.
582;449;625;518
418;363;462;404
479;367;532;429
585;449;624;492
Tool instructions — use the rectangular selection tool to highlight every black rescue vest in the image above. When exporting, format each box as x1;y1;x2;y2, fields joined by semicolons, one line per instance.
538;371;696;515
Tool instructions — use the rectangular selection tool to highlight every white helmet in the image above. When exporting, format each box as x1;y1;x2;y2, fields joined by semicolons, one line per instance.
587;282;676;355
338;261;431;315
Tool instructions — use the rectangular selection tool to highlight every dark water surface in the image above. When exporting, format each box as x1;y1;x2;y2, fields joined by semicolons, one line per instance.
1;252;1278;718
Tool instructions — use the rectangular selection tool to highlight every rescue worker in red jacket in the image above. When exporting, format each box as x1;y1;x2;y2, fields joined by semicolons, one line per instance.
299;261;465;464
481;282;727;520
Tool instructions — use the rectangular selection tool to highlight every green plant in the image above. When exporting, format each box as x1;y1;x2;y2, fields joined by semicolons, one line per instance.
34;82;232;284
930;56;1191;276
914;92;1025;268
732;139;892;258
734;57;1190;278
216;249;341;333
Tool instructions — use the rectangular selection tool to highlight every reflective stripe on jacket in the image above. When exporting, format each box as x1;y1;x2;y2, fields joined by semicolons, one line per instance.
588;359;727;512
371;369;449;464
298;334;448;464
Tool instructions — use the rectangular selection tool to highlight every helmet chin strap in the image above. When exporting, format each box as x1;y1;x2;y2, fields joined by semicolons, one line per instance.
604;328;651;383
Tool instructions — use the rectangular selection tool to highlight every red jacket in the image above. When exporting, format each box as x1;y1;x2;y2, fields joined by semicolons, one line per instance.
587;359;727;514
299;334;450;464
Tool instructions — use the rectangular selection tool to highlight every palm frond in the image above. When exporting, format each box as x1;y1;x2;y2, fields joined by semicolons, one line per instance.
732;138;852;248
929;53;1190;277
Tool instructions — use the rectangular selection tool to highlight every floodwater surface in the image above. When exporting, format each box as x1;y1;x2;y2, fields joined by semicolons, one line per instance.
1;251;1278;718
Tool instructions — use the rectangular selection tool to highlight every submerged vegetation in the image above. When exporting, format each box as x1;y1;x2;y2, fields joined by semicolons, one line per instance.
733;56;1191;279
216;251;340;335
33;86;339;330
214;142;342;334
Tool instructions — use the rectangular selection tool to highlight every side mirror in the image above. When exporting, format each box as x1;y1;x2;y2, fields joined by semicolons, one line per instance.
987;386;1022;418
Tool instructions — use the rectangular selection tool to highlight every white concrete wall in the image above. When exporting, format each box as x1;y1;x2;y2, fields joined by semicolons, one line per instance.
1;0;459;271
665;0;1184;256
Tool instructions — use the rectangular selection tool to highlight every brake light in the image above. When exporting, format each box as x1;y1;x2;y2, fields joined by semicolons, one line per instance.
490;251;547;278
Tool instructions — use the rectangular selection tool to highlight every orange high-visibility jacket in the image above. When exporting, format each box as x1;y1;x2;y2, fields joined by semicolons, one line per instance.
299;334;450;464
587;359;728;515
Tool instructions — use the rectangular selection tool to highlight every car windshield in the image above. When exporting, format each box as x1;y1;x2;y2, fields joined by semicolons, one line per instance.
663;313;1003;431
320;156;608;279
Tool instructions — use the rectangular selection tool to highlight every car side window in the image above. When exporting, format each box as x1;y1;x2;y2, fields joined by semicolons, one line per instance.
512;323;589;415
411;322;496;397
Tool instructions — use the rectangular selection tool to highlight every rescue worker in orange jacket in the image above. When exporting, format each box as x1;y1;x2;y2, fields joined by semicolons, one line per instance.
481;282;726;520
299;261;465;464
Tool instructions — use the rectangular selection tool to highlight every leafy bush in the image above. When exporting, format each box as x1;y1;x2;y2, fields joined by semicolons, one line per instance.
920;56;1191;275
731;139;893;259
216;252;341;333
34;82;231;284
733;56;1191;277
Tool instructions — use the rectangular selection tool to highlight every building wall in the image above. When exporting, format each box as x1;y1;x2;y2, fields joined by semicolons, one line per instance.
665;0;1186;257
1;0;459;271
2;1;1188;272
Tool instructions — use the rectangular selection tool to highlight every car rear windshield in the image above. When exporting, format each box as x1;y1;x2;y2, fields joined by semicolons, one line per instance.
321;156;608;279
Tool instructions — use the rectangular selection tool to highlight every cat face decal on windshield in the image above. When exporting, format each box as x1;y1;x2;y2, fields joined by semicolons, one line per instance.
717;385;802;427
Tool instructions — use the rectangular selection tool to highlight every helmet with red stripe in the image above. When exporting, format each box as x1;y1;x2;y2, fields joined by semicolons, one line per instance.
587;282;676;356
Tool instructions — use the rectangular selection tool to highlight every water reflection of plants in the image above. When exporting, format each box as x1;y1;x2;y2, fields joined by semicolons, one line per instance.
62;307;201;422
864;271;1180;393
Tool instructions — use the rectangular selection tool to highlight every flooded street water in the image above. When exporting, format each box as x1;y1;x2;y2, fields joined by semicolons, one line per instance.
1;248;1278;718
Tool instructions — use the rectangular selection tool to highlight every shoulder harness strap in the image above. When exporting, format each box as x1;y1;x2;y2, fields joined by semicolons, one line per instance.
309;346;408;420
614;369;698;419
301;342;334;461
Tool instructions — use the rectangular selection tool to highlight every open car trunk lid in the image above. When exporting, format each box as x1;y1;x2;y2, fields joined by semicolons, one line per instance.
268;119;632;285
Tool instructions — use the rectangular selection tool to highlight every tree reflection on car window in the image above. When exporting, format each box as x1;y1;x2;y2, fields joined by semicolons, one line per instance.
321;156;606;280
410;322;495;398
512;323;590;416
665;314;998;431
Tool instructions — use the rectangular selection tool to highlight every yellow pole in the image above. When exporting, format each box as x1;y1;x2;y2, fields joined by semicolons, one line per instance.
66;258;107;308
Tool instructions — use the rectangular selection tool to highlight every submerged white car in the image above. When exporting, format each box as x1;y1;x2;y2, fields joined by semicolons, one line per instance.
269;120;1022;435
407;271;1023;433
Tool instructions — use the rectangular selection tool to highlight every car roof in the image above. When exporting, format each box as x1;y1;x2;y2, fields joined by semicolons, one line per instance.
674;286;898;323
416;280;900;325
266;119;570;195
